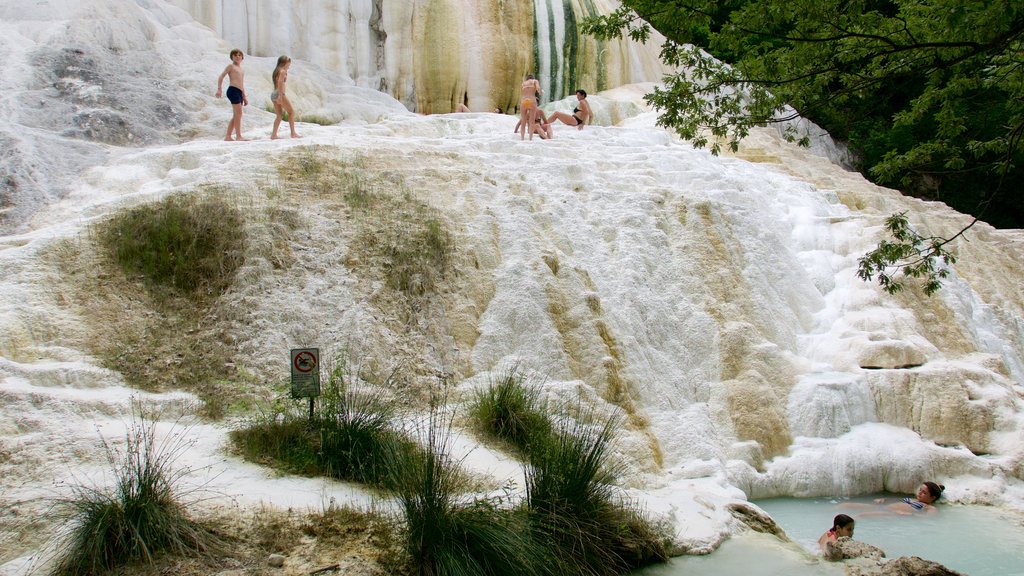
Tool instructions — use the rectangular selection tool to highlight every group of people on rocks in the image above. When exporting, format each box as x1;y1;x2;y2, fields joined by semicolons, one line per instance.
215;51;590;142
512;74;593;140
817;481;946;560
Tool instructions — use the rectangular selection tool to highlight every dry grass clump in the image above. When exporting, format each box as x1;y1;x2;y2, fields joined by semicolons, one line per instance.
276;146;455;298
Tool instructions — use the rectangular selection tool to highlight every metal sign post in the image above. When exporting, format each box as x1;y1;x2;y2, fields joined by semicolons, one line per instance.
290;348;321;420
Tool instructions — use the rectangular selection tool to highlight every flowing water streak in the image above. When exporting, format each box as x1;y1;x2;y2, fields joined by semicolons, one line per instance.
534;0;566;100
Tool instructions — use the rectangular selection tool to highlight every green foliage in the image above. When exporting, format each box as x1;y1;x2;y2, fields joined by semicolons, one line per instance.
235;363;670;575
525;413;669;575
585;1;1023;181
230;413;322;475
230;365;423;490
469;368;552;455
317;380;422;489
49;409;216;575
856;212;958;295
388;413;554;576
387;399;669;576
584;0;1024;292
525;414;619;520
98;193;246;297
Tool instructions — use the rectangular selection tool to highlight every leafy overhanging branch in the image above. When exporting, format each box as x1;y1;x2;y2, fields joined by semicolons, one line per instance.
855;212;960;295
583;0;1023;294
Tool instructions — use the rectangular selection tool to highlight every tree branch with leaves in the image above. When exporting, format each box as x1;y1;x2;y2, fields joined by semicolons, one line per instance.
583;0;1023;294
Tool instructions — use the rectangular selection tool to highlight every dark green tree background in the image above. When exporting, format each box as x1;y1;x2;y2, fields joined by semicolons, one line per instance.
584;0;1023;293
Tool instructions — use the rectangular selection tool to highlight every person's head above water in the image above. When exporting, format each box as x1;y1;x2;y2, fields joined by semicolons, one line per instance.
830;514;855;537
919;482;945;504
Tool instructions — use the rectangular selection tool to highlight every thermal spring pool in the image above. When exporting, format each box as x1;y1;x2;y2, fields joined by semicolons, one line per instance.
635;532;843;576
756;496;1024;575
636;497;1024;576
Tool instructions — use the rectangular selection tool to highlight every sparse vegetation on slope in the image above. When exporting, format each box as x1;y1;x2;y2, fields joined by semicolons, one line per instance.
48;186;300;419
277;146;454;298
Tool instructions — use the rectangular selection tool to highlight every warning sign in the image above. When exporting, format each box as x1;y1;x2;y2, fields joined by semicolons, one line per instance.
290;348;321;398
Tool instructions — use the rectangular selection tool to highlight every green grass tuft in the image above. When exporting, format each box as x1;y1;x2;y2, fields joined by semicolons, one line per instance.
525;414;669;575
388;411;554;576
470;367;552;455
230;363;424;490
298;114;338;126
97;193;246;298
49;409;217;575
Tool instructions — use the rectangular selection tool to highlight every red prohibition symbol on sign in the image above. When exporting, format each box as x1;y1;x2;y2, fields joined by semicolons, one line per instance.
293;351;317;373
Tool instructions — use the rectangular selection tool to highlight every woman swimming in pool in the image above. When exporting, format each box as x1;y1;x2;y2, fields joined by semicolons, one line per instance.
817;514;854;559
877;481;945;514
843;481;946;516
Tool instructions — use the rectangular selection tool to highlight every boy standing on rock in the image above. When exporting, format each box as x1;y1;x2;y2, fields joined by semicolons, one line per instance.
215;49;248;141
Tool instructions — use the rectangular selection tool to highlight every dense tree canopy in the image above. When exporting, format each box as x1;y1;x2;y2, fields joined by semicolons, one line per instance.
584;0;1023;293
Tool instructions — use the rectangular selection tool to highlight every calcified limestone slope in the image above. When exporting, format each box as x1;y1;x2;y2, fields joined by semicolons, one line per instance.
167;0;669;113
2;0;1024;571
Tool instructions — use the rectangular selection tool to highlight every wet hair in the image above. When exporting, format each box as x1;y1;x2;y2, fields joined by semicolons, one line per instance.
923;481;945;501
272;55;291;89
831;514;854;531
229;49;243;59
576;89;588;98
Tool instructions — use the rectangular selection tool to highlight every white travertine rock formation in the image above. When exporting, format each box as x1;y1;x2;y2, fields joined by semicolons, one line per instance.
2;0;1024;572
167;0;670;112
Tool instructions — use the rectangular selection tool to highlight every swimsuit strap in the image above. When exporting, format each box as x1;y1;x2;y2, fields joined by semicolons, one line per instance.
902;497;925;510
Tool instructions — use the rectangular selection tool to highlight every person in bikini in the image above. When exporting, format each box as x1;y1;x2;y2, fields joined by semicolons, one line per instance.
215;49;248;141
518;74;542;140
270;55;301;139
842;481;946;516
817;514;855;560
513;107;552;139
877;481;945;514
547;89;592;130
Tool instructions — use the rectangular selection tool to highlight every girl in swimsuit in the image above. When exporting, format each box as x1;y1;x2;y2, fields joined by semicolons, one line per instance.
880;481;944;514
548;89;592;130
512;108;552;139
271;55;301;139
844;481;945;516
817;514;854;559
519;74;542;140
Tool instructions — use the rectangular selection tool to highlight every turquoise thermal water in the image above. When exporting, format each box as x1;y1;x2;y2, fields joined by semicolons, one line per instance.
637;497;1024;576
635;532;842;576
